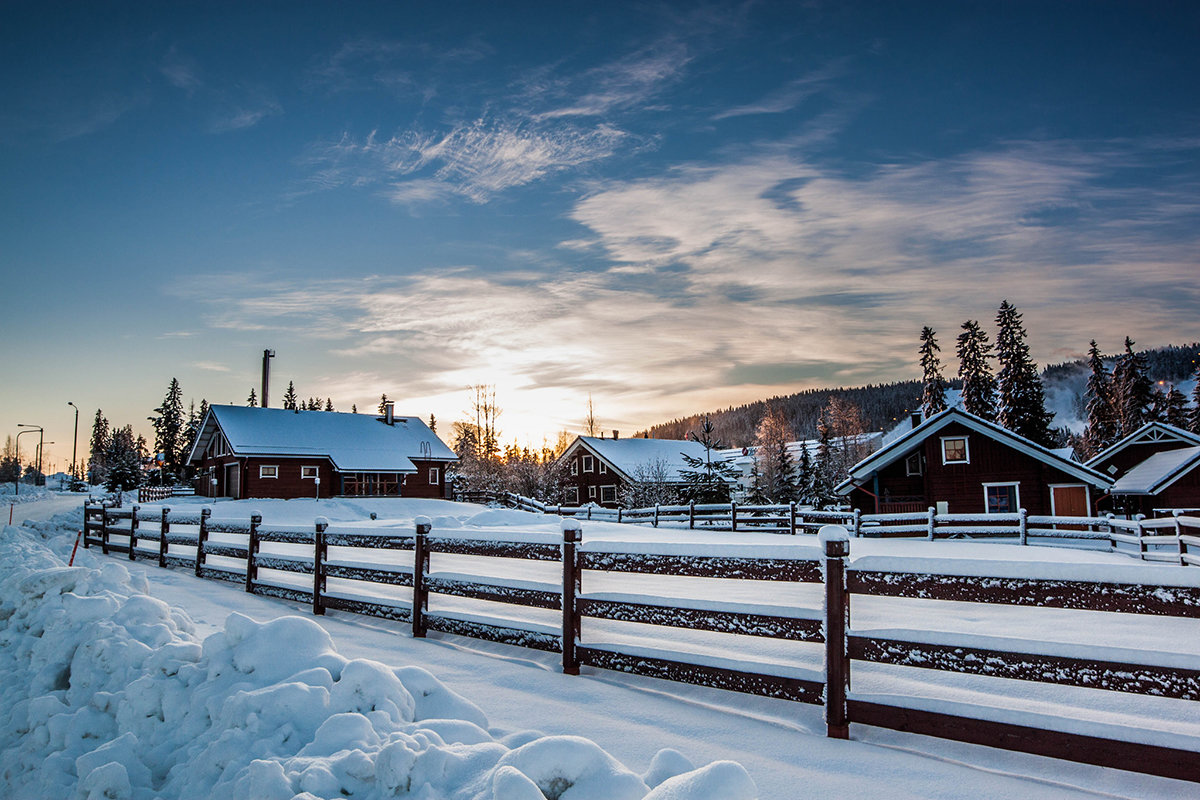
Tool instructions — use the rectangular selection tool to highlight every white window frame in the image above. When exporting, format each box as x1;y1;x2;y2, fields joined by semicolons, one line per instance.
940;436;970;465
982;482;1020;514
571;460;578;476
259;465;279;479
600;485;617;504
588;486;597;499
599;462;607;475
429;467;440;485
582;454;594;473
905;452;923;476
565;486;579;504
301;466;319;480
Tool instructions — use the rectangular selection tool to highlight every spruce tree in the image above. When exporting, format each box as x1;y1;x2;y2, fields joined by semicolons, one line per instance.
378;394;390;414
153;378;186;477
247;388;257;407
1162;386;1188;429
679;416;738;503
325;398;334;412
994;300;1053;445
795;443;815;506
918;327;948;417
88;410;110;485
105;425;143;492
956;320;996;420
429;413;437;433
282;382;299;410
1190;361;1200;434
1111;337;1153;437
811;411;837;509
1082;340;1117;457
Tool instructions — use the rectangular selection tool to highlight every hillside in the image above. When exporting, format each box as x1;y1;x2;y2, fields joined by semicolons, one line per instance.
641;342;1199;447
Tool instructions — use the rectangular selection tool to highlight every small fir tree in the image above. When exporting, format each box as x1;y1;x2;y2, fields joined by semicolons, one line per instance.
918;326;948;417
428;413;437;433
795;443;816;506
994;300;1053;445
88;409;111;485
325;398;335;412
378;394;390;414
678;417;738;504
247;388;258;407
956;320;996;420
282;382;299;410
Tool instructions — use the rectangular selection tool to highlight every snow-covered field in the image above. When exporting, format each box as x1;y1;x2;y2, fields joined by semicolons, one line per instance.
2;495;1198;799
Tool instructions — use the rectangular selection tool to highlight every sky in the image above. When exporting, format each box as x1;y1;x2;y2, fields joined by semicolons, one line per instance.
2;1;1198;470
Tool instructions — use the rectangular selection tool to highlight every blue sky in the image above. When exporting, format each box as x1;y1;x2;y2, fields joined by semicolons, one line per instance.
2;1;1198;467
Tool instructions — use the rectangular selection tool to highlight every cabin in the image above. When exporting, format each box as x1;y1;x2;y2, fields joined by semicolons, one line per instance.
187;403;457;500
835;408;1112;516
555;433;723;507
1085;422;1200;515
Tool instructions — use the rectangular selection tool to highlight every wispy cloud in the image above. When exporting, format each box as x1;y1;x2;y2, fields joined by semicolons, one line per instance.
712;60;849;120
160;46;203;92
531;41;692;119
194;361;230;372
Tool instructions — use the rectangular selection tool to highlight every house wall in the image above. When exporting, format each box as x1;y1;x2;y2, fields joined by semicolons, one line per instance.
403;459;452;499
861;421;1095;515
1092;440;1196;479
564;445;627;506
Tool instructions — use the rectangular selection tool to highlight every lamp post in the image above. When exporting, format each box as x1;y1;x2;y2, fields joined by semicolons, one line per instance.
67;402;79;482
15;426;41;495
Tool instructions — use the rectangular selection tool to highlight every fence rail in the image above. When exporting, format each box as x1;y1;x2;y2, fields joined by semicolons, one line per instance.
81;502;1200;783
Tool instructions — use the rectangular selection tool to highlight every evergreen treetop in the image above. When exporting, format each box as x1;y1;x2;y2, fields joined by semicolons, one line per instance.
282;381;299;410
994;300;1053;446
918;327;948;417
956;320;996;420
1111;337;1154;437
1082;339;1117;458
247;388;257;407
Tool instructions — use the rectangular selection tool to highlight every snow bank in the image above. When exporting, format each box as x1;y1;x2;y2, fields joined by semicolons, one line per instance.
0;521;756;799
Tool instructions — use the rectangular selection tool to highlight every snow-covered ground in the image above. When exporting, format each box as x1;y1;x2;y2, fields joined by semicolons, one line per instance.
2;495;1198;799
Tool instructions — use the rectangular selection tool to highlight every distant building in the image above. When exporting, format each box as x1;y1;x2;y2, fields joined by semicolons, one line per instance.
720;432;885;502
555;433;722;506
836;408;1111;516
187;403;456;500
1086;422;1200;515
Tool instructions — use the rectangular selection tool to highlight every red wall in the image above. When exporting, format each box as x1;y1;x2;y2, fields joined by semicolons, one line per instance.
564;446;626;506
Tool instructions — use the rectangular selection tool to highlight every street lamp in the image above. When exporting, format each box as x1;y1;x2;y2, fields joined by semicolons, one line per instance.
15;425;41;495
67;402;79;482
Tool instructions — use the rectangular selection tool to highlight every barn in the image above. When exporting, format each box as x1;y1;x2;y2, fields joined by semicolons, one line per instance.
836;407;1112;516
555;434;721;507
187;403;457;500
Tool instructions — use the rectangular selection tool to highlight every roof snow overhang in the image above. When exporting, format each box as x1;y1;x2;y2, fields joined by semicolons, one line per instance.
835;407;1113;495
1108;446;1200;495
1085;421;1200;469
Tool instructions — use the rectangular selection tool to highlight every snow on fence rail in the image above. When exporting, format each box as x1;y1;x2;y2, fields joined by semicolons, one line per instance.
81;502;1200;783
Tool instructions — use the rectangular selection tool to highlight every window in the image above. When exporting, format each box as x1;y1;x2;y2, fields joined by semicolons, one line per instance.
259;465;278;479
582;454;594;473
984;483;1020;514
571;460;578;476
588;486;597;499
301;466;318;479
941;436;969;464
600;485;617;504
429;467;440;484
905;452;923;476
599;462;607;475
565;486;579;504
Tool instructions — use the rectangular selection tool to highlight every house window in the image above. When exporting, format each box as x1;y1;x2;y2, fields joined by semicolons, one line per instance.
984;483;1020;514
260;465;278;479
582;454;594;473
599;462;607;475
565;486;579;504
571;460;578;476
588;486;597;499
941;436;969;464
429;467;440;484
905;452;923;476
301;466;318;479
600;485;617;504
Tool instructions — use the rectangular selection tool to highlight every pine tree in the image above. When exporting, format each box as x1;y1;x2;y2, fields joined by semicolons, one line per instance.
1162;386;1188;429
1082;340;1117;457
1190;360;1200;434
378;394;390;414
753;406;797;503
956;320;996;420
351;404;358;414
994;300;1053;445
152;378;186;478
282;382;299;410
247;388;258;407
918;326;948;417
679;416;739;503
795;443;815;506
0;436;20;483
811;411;837;509
428;413;437;433
105;425;143;492
1111;337;1153;437
324;398;334;412
88;409;111;485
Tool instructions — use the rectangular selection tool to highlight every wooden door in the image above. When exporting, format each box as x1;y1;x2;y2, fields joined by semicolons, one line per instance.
225;463;240;500
1051;485;1089;529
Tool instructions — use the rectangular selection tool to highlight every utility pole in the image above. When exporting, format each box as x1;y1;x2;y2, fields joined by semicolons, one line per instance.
261;349;275;408
68;401;79;480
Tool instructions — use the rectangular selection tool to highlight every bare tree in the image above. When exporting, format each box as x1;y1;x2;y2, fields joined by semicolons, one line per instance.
584;394;598;436
618;458;679;508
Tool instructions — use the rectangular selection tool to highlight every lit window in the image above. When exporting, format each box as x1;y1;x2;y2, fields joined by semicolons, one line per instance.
941;437;969;464
985;483;1019;514
301;466;318;479
429;467;440;484
260;465;278;479
905;452;923;476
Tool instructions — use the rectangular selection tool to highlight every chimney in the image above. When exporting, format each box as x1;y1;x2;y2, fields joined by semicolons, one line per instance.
384;401;395;426
613;430;619;440
261;349;274;407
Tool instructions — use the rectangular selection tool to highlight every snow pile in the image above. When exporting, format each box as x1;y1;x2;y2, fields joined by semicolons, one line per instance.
0;522;756;799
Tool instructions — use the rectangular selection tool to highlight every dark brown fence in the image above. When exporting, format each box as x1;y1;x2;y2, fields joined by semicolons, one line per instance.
81;502;1200;783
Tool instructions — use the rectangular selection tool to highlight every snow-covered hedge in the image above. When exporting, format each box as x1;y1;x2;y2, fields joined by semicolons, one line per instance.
0;522;756;800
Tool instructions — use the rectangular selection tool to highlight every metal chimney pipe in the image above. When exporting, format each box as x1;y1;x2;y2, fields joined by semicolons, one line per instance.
385;401;395;426
262;349;275;407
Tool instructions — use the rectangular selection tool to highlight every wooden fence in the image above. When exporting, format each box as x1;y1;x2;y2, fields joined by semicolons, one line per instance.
81;502;1200;782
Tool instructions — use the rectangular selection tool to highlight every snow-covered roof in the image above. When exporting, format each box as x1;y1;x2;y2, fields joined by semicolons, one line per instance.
1084;421;1200;468
187;405;456;473
564;436;717;483
1109;446;1200;495
835;407;1112;495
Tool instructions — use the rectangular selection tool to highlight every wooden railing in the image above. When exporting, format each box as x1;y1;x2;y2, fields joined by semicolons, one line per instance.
81;502;1200;782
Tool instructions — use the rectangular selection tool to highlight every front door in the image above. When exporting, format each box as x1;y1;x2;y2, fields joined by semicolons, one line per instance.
1051;485;1089;529
224;463;240;500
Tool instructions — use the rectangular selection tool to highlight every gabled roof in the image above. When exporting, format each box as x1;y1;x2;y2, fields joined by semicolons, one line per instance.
835;407;1112;495
560;436;718;483
1085;421;1200;469
1109;446;1200;495
187;405;456;473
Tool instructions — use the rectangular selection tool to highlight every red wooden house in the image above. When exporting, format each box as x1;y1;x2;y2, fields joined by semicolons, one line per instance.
187;403;456;500
836;408;1112;516
555;433;721;507
1086;422;1200;515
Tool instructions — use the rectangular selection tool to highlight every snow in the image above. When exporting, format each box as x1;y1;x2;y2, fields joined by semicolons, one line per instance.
4;494;1200;799
573;436;713;482
1109;445;1200;494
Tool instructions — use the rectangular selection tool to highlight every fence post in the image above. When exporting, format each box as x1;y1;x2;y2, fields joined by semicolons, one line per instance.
1105;513;1116;551
820;525;850;740
313;517;328;615
101;506;111;555
851;508;861;537
562;519;582;675
1135;515;1147;560
731;501;738;531
129;505;140;561
789;502;797;535
1174;511;1186;566
689;500;695;529
926;507;936;540
617;507;622;524
412;516;431;638
1018;507;1028;545
159;507;170;568
195;508;211;577
653;504;659;528
246;512;262;593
